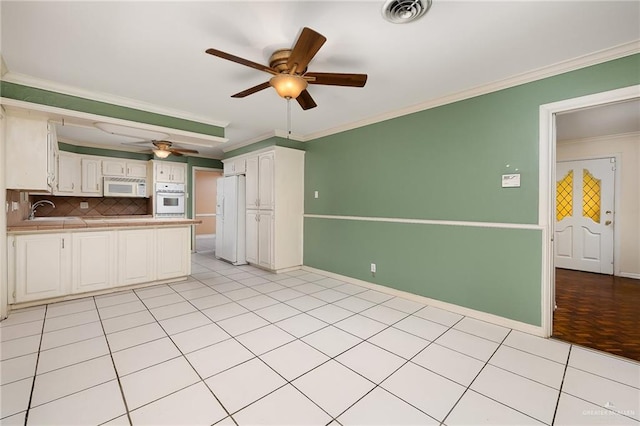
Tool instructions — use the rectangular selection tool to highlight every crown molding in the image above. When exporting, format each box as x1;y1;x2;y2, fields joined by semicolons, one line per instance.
304;40;640;142
557;130;640;146
2;72;230;129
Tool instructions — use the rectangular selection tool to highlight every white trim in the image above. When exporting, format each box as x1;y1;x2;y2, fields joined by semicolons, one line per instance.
619;272;640;280
304;214;543;231
0;98;229;144
539;85;640;338
302;265;544;336
2;72;229;129
304;41;640;142
558;131;640;146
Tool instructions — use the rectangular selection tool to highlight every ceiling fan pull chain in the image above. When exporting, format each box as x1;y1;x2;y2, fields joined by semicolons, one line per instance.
287;97;292;139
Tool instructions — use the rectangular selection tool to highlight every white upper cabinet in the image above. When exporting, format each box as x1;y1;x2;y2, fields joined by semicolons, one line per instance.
258;152;275;210
5;114;56;191
81;157;102;195
56;151;80;195
102;159;148;178
126;162;148;178
223;157;246;176
154;161;186;183
102;159;127;176
245;153;274;210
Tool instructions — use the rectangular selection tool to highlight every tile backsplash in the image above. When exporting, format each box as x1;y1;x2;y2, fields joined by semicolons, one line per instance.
29;195;152;218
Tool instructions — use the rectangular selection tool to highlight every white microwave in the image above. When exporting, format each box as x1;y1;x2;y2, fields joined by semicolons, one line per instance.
103;177;147;198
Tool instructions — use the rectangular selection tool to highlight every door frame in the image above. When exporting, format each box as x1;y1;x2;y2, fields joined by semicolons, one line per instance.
190;166;223;252
539;84;639;337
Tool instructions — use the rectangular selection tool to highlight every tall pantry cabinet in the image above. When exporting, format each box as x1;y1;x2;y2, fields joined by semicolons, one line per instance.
226;146;304;271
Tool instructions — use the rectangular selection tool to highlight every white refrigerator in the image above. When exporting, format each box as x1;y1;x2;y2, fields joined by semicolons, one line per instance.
215;175;247;265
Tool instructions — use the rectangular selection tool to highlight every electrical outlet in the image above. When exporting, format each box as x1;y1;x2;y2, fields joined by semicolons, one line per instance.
370;263;376;273
80;202;89;209
11;201;19;211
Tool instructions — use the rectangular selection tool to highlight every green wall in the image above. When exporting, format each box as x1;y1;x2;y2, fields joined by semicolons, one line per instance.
1;81;225;138
304;54;640;326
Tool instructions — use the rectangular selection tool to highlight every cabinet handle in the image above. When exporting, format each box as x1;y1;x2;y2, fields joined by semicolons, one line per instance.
72;183;74;190
127;168;130;175
61;238;65;249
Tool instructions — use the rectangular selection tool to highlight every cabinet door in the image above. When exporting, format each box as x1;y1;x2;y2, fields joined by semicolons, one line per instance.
155;162;171;182
6;115;51;191
81;158;102;195
118;229;155;286
14;234;71;302
102;159;126;176
257;211;273;269
72;232;115;293
258;153;274;209
245;211;259;264
170;164;186;183
245;156;259;209
126;162;148;178
56;152;80;194
156;227;190;280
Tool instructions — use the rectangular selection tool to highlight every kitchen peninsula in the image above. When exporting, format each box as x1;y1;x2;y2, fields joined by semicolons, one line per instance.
7;216;200;307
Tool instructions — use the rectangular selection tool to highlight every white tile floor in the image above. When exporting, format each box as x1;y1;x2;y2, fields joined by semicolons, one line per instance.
1;253;639;425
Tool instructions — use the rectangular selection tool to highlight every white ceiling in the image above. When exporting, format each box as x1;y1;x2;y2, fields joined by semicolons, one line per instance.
556;99;640;142
1;1;639;158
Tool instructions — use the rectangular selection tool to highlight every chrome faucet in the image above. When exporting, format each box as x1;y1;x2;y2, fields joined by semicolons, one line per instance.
29;200;56;220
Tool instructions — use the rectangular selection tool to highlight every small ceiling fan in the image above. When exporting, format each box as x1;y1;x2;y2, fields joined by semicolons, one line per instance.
206;27;368;110
123;140;199;158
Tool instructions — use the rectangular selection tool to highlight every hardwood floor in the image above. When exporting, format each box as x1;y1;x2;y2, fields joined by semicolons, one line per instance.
553;268;640;361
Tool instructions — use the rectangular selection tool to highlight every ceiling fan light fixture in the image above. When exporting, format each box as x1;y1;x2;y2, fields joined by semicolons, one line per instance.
382;0;431;24
269;74;308;99
153;149;171;159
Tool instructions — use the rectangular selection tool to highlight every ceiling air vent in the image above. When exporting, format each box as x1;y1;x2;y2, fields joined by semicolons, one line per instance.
382;0;431;24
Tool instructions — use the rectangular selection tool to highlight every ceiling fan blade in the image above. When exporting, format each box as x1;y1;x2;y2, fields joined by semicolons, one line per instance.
171;148;199;154
287;27;327;73
231;81;272;98
305;72;368;87
206;48;277;75
296;90;317;110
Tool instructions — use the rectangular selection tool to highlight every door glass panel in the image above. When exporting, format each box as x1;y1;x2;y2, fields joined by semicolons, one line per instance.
556;170;573;221
582;169;601;223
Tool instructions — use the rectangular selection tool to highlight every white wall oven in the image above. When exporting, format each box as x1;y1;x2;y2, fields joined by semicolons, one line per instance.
155;183;185;217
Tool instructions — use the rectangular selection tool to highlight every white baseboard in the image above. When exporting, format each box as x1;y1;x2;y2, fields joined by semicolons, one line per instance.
618;272;640;280
302;266;545;337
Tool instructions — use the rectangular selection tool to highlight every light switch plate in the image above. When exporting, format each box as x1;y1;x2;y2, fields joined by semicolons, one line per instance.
314;191;319;199
501;174;521;188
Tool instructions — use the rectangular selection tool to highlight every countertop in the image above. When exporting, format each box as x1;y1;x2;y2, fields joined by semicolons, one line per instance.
7;215;202;233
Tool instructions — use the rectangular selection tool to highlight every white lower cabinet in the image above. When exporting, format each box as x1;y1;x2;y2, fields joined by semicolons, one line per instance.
13;233;71;302
156;227;190;280
118;229;156;286
10;225;192;304
72;232;116;294
246;210;274;269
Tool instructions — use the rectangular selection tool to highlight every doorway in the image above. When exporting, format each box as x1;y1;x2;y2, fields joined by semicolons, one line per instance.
192;168;223;253
542;89;640;360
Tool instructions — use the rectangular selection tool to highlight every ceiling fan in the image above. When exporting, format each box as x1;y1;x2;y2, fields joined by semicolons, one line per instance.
206;27;368;110
123;140;199;158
